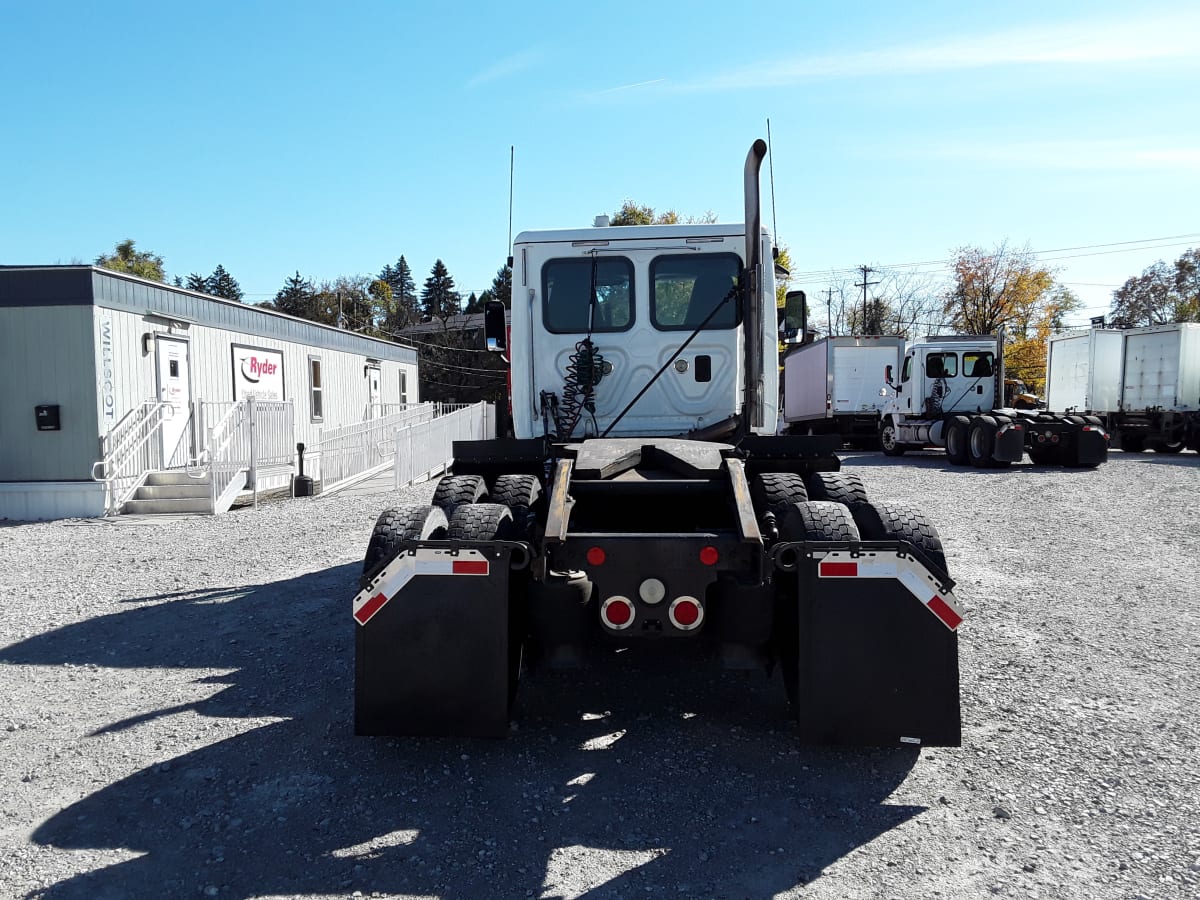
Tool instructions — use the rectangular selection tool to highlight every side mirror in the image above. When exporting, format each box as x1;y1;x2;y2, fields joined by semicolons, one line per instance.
484;300;507;353
782;290;807;343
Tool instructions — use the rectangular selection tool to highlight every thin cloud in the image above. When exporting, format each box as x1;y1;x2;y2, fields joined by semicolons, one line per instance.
672;14;1200;91
466;49;543;88
585;78;667;98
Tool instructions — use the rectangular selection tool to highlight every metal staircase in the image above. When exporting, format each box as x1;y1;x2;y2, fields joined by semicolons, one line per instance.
92;398;292;517
121;470;247;515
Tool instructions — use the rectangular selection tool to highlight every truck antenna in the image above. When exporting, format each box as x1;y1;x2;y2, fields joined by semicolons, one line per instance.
507;145;515;259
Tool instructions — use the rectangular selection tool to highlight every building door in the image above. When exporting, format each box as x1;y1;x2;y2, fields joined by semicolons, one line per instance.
155;335;192;465
366;365;381;417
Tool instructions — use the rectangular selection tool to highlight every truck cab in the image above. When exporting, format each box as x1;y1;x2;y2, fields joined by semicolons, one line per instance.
507;223;779;441
885;338;1000;423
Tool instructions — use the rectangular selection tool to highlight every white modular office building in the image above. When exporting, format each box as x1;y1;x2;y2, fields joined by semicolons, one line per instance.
0;266;418;520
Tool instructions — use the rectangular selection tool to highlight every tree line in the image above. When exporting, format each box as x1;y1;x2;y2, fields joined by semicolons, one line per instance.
92;225;1200;401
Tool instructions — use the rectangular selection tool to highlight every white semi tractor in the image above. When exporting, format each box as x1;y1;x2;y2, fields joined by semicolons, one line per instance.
1046;322;1200;453
350;141;965;746
876;334;1109;467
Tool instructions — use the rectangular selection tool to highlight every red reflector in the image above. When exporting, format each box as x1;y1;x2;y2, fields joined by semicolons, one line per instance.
354;592;388;626
452;559;489;575
699;546;719;566
587;546;606;566
819;561;858;577
605;599;631;626
928;595;962;630
673;600;700;627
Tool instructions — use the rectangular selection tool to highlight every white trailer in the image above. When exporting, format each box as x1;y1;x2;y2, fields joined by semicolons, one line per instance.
782;336;905;446
1046;323;1200;453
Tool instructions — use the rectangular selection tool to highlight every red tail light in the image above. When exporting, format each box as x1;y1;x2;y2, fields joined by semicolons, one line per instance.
587;547;606;566
669;596;704;631
601;596;634;630
699;546;719;566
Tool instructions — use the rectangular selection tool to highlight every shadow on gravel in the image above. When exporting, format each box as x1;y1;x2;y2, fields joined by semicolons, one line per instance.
3;563;923;899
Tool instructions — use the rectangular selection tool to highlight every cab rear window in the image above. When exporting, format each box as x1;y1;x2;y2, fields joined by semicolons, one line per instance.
650;254;741;331
542;257;634;333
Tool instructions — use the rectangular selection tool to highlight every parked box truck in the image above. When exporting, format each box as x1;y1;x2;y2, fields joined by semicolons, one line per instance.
782;336;905;446
1046;323;1200;453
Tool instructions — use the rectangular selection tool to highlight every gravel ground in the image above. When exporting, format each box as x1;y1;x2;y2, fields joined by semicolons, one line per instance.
1;451;1198;900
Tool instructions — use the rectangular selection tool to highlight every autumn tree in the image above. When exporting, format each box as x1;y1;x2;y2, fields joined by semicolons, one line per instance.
944;242;1060;336
95;239;166;282
1110;248;1200;326
311;276;376;332
609;200;717;226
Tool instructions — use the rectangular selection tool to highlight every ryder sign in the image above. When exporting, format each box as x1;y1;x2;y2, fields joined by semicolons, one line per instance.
232;345;285;401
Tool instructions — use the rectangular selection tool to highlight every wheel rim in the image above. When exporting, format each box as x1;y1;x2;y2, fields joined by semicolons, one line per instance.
947;426;960;455
970;427;984;457
881;426;896;450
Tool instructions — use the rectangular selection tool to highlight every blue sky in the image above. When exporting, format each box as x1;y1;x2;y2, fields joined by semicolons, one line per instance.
2;1;1197;324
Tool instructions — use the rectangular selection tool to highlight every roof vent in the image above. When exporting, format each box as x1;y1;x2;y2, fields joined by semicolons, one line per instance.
593;215;610;228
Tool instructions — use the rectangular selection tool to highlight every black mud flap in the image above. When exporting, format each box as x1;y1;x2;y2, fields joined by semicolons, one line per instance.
353;542;523;738
1072;427;1109;466
781;544;962;747
995;422;1025;463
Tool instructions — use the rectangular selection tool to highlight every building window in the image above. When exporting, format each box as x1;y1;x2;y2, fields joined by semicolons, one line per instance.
309;356;323;421
400;370;408;405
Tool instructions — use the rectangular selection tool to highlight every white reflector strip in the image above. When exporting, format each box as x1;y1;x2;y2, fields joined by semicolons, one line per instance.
352;548;490;626
814;550;964;631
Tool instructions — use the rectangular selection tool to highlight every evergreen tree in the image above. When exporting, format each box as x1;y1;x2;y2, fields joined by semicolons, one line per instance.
378;255;419;332
463;292;483;314
272;271;317;319
205;264;243;301
489;263;512;307
185;273;207;292
420;259;461;319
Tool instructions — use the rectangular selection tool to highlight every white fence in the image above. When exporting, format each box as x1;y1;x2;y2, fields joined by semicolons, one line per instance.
196;399;295;511
316;403;446;491
393;402;493;489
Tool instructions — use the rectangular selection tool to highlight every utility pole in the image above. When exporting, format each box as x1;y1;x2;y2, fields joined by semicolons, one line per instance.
825;287;834;336
855;265;880;335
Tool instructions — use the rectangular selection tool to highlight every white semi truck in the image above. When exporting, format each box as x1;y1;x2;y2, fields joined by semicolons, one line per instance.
1046;322;1200;453
878;334;1109;467
350;141;964;746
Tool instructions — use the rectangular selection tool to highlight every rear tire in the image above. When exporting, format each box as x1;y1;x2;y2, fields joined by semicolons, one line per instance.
363;506;449;576
448;502;517;541
851;501;948;574
780;500;861;542
432;474;488;513
804;471;868;506
490;474;543;539
944;416;970;466
968;415;998;467
1150;439;1185;454
750;472;809;518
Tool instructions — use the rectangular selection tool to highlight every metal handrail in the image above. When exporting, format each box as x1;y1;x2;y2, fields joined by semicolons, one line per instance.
91;400;173;514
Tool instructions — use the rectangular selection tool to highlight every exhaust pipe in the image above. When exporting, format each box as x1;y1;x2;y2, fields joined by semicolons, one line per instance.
742;139;768;432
